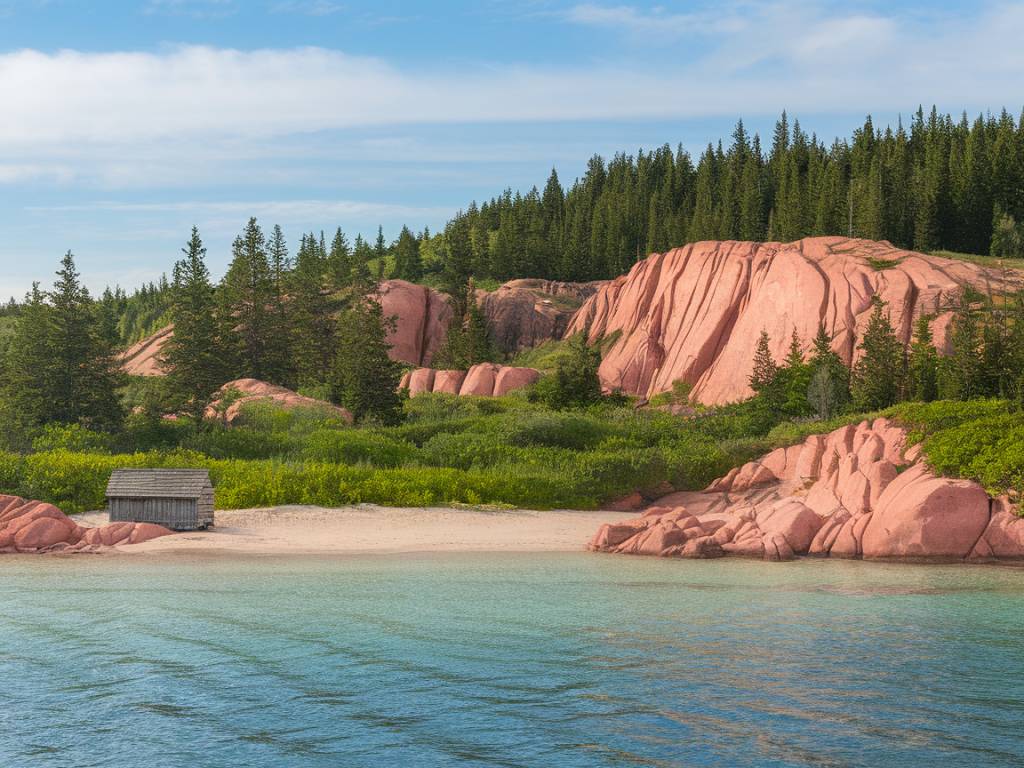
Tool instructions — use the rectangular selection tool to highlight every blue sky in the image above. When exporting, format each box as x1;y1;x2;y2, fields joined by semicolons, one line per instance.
0;0;1021;297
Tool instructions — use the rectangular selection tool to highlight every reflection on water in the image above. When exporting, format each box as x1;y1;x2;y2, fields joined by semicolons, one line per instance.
1;553;1023;767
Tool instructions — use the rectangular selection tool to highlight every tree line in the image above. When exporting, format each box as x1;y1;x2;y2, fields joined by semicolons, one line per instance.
409;107;1024;286
748;287;1024;425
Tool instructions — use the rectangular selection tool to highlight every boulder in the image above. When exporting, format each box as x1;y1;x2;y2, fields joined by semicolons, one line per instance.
206;379;353;425
478;279;603;354
567;237;1017;403
403;365;539;398
0;499;175;554
120;324;174;377
590;419;1024;563
433;370;467;395
861;465;991;560
376;279;454;366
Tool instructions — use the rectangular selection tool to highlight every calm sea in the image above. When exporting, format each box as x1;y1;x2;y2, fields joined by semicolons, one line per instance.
2;553;1023;767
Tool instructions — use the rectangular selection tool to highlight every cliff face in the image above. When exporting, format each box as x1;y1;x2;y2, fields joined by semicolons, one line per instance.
567;237;1012;404
591;418;1024;563
122;279;597;376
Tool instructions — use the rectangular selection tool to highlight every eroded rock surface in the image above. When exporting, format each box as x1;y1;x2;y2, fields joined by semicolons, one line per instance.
0;496;173;554
590;418;1024;562
120;324;174;377
206;379;354;425
478;279;603;354
400;364;540;397
569;237;1018;404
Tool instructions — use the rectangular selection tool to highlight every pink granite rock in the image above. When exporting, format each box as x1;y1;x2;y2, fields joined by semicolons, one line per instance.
206;379;353;425
0;497;175;554
589;419;1024;563
568;237;1015;403
433;370;467;395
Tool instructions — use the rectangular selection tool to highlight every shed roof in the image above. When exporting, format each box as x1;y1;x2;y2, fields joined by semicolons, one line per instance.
106;468;212;499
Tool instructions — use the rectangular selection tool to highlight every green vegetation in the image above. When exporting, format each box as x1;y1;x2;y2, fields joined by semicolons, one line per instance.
0;394;768;513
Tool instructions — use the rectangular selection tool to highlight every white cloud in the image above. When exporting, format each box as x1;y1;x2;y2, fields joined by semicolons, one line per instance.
0;3;1021;192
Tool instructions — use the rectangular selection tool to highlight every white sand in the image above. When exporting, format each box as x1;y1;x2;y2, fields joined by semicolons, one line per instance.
75;505;625;556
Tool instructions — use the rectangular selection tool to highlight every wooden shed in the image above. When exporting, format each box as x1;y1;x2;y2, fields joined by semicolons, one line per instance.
106;469;214;531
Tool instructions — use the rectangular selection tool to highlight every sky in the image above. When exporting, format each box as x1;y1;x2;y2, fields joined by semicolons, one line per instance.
0;0;1022;298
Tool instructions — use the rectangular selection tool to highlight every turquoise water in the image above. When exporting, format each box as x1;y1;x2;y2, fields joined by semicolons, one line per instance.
2;554;1023;767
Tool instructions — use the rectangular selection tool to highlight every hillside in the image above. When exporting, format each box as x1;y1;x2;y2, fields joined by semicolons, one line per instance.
568;237;1019;404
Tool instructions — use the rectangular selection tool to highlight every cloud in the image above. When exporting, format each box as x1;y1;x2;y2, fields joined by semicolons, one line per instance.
25;198;453;224
0;2;1021;194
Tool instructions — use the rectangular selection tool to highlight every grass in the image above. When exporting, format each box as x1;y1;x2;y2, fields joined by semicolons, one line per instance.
929;249;1015;270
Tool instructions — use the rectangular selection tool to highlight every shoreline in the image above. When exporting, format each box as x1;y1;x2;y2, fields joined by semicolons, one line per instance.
74;505;625;556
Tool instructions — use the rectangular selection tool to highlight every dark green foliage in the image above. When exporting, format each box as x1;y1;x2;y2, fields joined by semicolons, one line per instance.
907;316;939;402
3;255;125;433
163;227;230;418
749;330;778;393
851;299;904;410
392;226;423;281
806;325;851;419
331;293;405;425
938;292;983;400
433;281;495;370
288;232;337;386
531;331;604;409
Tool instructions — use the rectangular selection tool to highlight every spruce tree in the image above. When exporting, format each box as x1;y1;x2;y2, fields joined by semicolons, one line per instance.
750;331;778;392
163;227;231;418
906;315;939;402
219;218;277;381
807;324;850;418
330;292;404;425
851;299;904;410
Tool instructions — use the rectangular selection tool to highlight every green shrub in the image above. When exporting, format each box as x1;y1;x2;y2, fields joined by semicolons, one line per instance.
301;429;417;467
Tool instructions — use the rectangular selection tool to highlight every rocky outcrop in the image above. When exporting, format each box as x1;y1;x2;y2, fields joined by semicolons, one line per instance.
121;324;173;377
478;279;603;354
400;364;540;397
568;237;1018;404
0;495;173;554
590;418;1024;562
377;280;454;366
122;278;599;377
205;379;353;425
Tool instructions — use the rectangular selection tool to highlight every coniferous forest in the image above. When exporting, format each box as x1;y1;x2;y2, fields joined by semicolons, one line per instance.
1;107;1024;513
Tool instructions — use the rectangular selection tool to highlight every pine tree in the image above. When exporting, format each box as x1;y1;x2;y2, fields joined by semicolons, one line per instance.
331;293;404;425
392;226;423;281
219;218;277;381
938;291;983;400
851;298;904;410
807;324;850;418
288;233;337;385
2;283;55;433
328;227;352;288
163;227;230;418
906;315;939;402
750;330;778;392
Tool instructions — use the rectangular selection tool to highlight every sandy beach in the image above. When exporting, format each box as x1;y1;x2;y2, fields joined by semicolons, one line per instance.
74;505;624;556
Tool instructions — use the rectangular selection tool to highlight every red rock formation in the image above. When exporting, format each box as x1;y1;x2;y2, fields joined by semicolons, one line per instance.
0;495;173;554
590;418;1024;562
206;379;353;425
377;280;454;366
120;324;174;377
478;279;603;354
568;238;1018;404
401;364;540;397
124;279;599;377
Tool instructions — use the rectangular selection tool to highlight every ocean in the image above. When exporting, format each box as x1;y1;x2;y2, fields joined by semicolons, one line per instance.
2;552;1023;767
